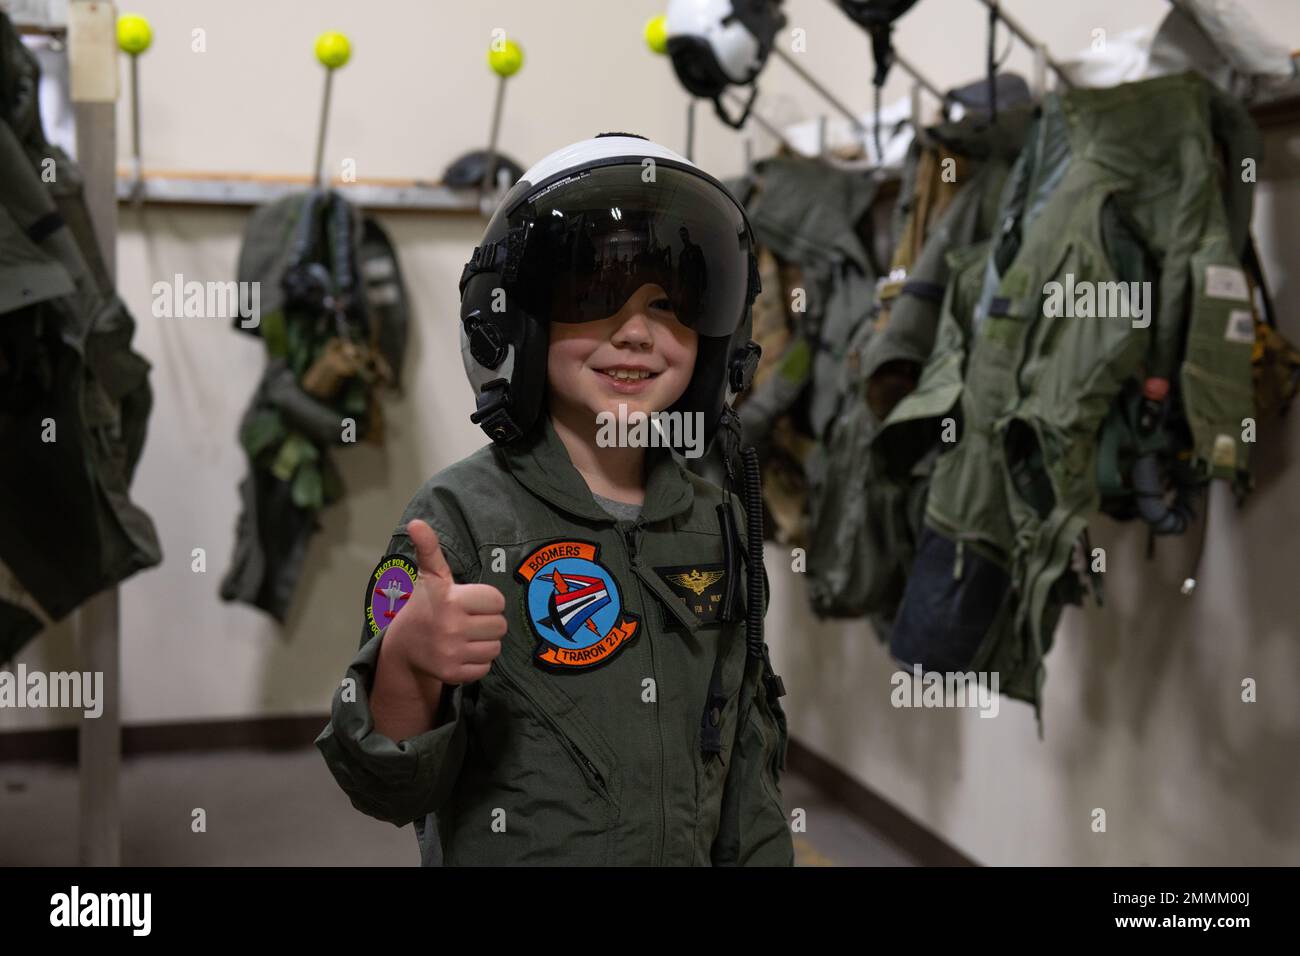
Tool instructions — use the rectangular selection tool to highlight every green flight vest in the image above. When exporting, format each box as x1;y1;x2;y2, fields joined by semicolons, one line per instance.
0;12;160;660
890;72;1261;710
806;107;1030;622
220;190;408;621
693;156;880;541
740;153;880;443
316;414;793;866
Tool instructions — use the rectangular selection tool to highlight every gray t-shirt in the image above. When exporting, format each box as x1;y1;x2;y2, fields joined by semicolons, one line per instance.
591;491;642;523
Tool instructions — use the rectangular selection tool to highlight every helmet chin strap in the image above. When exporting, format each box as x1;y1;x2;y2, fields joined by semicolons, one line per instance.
711;83;759;130
469;378;523;443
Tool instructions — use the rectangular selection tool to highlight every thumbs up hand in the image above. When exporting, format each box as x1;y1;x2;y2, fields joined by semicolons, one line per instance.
385;519;506;685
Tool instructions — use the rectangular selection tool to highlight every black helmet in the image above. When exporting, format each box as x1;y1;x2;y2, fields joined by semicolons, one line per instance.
442;149;525;190
457;133;762;455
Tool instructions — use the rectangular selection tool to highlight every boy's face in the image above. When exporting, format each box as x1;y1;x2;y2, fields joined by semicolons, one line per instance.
547;282;699;424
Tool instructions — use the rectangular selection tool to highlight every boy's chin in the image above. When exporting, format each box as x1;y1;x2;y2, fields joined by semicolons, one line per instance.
581;389;674;421
590;399;659;421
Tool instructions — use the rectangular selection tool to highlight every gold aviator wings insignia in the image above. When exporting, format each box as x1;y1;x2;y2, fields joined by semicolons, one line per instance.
668;569;724;596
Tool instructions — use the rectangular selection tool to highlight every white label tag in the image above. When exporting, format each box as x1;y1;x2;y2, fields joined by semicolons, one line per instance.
1212;434;1237;470
68;0;118;103
1204;265;1249;301
1224;309;1255;344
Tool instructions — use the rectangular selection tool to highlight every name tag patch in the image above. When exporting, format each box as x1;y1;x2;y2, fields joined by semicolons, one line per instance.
653;564;728;624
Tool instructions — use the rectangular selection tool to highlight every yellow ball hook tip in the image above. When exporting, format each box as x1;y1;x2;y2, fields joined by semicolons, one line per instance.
315;31;352;70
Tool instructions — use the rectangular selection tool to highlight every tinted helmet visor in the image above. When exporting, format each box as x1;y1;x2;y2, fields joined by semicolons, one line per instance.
511;162;751;338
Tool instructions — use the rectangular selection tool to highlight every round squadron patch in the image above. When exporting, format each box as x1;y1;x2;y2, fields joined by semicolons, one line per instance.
365;553;418;635
515;540;639;671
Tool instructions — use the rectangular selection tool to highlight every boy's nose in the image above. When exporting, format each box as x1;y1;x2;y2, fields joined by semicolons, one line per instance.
610;309;654;350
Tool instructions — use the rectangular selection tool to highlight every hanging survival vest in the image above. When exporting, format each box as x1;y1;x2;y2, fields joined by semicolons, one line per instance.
219;189;409;621
0;11;161;660
692;153;882;548
889;72;1264;713
805;103;1031;623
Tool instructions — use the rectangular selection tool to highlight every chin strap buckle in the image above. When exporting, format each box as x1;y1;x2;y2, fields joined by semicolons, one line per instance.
728;340;762;395
469;378;523;443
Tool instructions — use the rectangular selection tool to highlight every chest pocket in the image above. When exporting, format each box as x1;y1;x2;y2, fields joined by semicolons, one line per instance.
638;562;728;631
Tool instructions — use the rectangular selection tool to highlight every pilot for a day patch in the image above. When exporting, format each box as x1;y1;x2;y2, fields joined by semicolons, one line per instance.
654;564;728;624
366;553;418;636
515;540;638;671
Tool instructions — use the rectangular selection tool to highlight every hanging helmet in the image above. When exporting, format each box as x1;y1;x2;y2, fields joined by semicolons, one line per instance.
458;132;762;454
441;149;525;190
836;0;921;85
665;0;786;128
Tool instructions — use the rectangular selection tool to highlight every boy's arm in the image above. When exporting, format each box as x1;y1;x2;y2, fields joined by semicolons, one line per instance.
315;529;474;827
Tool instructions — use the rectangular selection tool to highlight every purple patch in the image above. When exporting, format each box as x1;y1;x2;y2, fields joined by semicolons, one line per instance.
365;554;418;635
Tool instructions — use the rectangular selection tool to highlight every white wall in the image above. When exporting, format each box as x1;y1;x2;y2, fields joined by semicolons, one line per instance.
4;0;1298;865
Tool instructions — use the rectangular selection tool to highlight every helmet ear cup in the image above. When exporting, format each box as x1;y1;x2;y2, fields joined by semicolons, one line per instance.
465;311;507;370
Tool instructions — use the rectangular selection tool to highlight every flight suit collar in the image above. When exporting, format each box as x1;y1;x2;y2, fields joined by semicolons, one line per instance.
499;413;695;524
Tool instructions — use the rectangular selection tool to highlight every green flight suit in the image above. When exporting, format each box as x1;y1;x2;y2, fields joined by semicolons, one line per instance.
316;414;793;866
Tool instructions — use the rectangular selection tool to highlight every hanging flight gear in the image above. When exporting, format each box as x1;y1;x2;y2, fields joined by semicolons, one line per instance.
806;103;1031;621
891;73;1263;716
0;12;161;660
835;1;922;160
664;0;786;129
221;190;408;621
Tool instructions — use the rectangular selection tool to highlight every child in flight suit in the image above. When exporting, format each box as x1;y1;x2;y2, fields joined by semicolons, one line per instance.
317;133;792;866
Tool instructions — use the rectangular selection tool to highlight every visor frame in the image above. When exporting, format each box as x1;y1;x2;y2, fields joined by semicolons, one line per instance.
499;155;757;339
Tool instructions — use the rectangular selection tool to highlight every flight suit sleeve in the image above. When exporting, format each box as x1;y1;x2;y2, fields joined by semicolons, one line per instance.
712;497;794;866
314;526;476;827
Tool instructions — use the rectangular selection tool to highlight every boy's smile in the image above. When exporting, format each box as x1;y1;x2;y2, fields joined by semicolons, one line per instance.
592;363;661;394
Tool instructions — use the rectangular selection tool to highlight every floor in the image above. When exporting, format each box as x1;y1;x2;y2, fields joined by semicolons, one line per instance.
0;749;918;866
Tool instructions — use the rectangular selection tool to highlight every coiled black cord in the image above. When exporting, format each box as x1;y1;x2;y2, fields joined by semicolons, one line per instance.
742;445;764;659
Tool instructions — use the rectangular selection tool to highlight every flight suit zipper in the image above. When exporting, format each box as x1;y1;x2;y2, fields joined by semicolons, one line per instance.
619;516;667;867
494;666;613;806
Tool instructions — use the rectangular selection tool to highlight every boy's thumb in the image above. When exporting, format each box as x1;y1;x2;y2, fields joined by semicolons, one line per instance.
407;519;452;582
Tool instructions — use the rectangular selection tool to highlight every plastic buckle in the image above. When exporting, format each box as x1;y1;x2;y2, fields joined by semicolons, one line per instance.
729;341;762;394
469;379;522;443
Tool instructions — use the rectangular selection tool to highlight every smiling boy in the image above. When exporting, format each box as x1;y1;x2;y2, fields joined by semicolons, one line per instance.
317;133;792;866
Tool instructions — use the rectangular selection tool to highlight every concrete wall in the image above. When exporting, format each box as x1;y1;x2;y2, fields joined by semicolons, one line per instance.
4;0;1298;865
